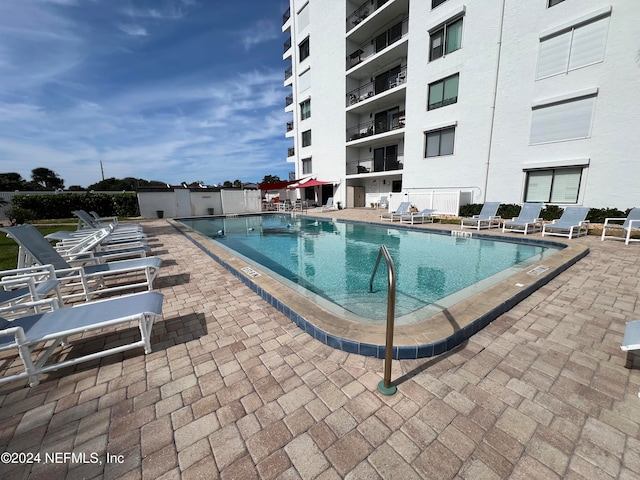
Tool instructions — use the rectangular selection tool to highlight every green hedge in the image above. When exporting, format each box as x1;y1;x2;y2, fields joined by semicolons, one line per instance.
9;193;139;222
459;204;629;223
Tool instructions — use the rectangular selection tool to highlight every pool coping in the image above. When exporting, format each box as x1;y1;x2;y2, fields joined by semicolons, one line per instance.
169;215;589;360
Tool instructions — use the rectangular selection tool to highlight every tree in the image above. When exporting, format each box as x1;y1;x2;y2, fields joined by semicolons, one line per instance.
222;180;233;188
233;179;242;188
31;168;64;190
0;172;27;191
87;177;167;191
261;175;281;184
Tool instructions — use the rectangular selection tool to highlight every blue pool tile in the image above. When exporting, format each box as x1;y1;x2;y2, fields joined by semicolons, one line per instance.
326;335;342;350
359;343;378;358
432;340;447;356
397;346;417;360
342;339;359;354
417;343;434;358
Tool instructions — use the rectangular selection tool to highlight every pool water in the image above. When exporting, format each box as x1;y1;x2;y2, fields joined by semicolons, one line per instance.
180;215;560;324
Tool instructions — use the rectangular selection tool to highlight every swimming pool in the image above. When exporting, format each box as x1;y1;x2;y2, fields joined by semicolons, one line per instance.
181;215;556;324
175;214;588;358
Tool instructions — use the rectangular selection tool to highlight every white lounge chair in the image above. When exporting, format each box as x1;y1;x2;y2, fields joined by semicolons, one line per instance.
0;291;163;387
0;265;62;317
542;207;590;239
379;196;388;210
319;197;338;212
461;202;501;230
1;225;162;301
502;203;544;234
601;208;640;245
51;228;151;263
73;210;143;234
400;209;436;224
381;202;411;221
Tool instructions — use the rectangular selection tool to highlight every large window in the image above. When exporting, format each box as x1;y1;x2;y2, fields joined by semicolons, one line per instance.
536;14;609;79
525;168;582;203
302;129;311;147
299;37;310;61
428;73;459;110
302;157;312;175
530;94;596;144
430;17;463;61
300;99;310;120
425;126;455;157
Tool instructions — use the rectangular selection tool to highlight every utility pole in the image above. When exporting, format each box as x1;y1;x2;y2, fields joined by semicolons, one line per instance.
100;161;105;181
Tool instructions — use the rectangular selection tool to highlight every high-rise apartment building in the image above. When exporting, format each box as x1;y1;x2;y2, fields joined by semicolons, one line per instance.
282;0;639;212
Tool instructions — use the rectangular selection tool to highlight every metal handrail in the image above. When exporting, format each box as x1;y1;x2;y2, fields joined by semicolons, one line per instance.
369;245;397;395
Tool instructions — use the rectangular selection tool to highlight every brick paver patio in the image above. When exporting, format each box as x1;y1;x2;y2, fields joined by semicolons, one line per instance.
0;210;639;479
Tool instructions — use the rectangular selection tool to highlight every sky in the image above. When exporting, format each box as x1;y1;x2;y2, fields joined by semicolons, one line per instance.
0;0;292;188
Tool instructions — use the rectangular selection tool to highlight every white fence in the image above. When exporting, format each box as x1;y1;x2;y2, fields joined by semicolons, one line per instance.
388;190;474;215
137;189;262;218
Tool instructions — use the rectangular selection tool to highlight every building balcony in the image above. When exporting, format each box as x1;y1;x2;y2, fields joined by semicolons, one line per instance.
346;155;404;175
347;65;406;107
286;121;294;132
346;112;405;142
284;37;291;54
346;17;408;71
282;8;290;25
285;94;293;108
287;147;295;158
347;0;405;33
347;0;409;41
284;66;292;81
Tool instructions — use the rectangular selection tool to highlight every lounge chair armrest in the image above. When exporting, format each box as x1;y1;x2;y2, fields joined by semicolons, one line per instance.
489;216;501;220
0;325;27;345
603;217;626;226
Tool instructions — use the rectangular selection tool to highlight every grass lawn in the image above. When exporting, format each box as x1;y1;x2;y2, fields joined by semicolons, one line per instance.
0;225;72;270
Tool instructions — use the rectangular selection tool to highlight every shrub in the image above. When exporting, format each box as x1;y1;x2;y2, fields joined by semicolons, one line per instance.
6;207;36;225
10;193;139;220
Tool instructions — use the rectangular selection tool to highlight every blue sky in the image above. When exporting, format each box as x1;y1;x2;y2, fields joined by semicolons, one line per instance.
0;0;291;188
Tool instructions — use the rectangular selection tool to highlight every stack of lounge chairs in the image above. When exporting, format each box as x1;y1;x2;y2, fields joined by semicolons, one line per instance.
0;212;165;387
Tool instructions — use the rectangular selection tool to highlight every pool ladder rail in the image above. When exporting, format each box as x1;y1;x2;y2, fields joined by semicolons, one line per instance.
451;230;473;238
369;245;398;395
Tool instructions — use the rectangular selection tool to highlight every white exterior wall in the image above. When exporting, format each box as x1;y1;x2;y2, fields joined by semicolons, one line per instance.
403;0;503;204
488;0;640;208
282;0;640;212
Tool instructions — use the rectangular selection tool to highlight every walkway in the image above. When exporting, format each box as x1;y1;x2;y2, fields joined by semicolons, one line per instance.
0;210;638;479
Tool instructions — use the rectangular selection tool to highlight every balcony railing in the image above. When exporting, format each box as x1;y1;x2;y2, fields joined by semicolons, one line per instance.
346;0;388;32
285;66;292;81
287;147;295;157
285;94;293;107
347;66;407;107
347;17;408;70
284;37;291;53
286;121;294;132
283;8;290;25
347;155;404;175
346;113;405;142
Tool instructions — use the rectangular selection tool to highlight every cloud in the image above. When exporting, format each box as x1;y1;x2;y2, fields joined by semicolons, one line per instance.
0;0;292;187
118;24;148;36
240;19;279;51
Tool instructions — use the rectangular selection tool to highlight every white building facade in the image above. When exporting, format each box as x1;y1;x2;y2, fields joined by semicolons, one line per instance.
282;0;640;212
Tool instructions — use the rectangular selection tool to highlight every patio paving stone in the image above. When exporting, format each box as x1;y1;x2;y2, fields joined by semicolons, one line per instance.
0;210;639;478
